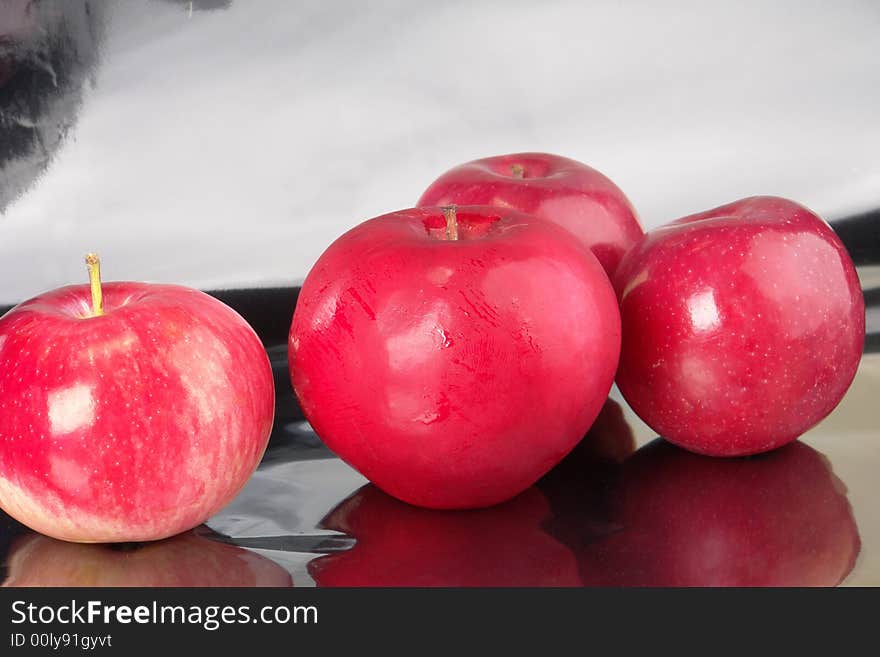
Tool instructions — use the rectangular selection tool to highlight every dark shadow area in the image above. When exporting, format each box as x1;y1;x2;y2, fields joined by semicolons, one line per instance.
0;0;106;213
831;208;880;266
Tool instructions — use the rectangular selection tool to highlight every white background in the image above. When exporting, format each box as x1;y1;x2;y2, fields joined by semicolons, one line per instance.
1;0;878;304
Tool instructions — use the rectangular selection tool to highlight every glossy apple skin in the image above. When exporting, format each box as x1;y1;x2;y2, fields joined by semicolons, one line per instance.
614;196;865;456
580;439;860;586
2;528;293;587
289;206;621;509
416;152;643;276
309;484;580;587
0;283;275;542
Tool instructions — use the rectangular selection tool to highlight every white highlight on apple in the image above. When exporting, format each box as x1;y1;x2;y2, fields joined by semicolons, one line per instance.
48;383;96;435
687;289;721;332
49;454;91;493
384;299;452;372
426;266;455;286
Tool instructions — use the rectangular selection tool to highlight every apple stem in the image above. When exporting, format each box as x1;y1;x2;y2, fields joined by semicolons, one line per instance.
85;253;104;317
443;205;459;241
510;163;525;179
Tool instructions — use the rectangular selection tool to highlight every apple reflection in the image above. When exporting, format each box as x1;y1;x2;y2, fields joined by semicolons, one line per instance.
577;439;860;586
309;484;581;587
308;400;636;587
536;399;635;550
309;400;638;587
1;526;293;587
310;413;859;586
539;398;636;483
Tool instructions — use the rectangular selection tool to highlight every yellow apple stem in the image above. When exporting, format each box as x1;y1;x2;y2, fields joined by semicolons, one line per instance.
85;253;104;317
443;205;459;241
510;163;525;178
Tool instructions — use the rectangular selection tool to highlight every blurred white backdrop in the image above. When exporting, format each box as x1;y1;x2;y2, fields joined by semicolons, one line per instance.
0;0;878;303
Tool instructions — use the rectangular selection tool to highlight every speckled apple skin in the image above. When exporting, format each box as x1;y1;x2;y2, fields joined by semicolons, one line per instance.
417;152;643;277
0;283;275;542
289;206;621;509
613;196;865;456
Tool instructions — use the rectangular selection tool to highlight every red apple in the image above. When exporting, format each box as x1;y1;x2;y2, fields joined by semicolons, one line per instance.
579;439;860;586
417;152;643;276
289;206;621;509
535;398;635;528
2;528;293;587
534;398;635;553
613;196;865;456
0;255;275;542
308;484;580;587
558;398;637;469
